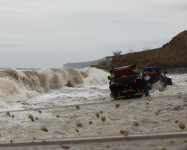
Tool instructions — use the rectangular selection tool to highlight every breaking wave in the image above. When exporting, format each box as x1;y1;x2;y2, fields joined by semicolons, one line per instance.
0;68;108;102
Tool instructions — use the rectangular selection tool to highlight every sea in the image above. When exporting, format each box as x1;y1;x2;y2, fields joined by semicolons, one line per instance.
0;67;109;109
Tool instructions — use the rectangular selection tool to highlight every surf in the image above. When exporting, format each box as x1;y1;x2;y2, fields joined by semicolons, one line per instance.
0;67;108;102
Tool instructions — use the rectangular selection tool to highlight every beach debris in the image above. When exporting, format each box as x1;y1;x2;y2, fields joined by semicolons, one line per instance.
75;129;79;132
28;114;34;122
120;130;125;134
35;117;39;120
76;123;82;127
115;104;120;108
56;115;60;118
89;121;92;125
60;145;70;149
100;111;103;114
6;112;10;117
95;113;100;118
133;121;139;126
170;141;175;144
106;145;110;148
38;110;42;113
75;105;80;110
120;130;129;137
101;116;106;121
179;123;186;129
41;126;48;132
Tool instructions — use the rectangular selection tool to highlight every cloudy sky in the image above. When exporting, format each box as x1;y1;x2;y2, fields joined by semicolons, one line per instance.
0;0;186;68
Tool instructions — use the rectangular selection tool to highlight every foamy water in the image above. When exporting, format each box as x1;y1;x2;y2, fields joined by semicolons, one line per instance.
150;74;187;96
0;68;108;104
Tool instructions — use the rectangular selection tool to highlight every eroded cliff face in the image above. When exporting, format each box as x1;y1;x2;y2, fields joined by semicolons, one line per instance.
156;30;187;68
111;30;187;69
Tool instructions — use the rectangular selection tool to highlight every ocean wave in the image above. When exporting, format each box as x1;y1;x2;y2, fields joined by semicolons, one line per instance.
0;68;108;102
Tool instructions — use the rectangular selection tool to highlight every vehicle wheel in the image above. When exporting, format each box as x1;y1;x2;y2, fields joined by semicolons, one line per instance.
144;88;149;97
140;88;150;98
166;77;172;85
142;86;149;97
109;84;118;98
143;74;154;84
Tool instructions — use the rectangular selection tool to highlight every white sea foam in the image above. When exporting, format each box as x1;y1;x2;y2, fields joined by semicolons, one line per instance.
0;68;109;102
150;74;187;97
81;67;108;85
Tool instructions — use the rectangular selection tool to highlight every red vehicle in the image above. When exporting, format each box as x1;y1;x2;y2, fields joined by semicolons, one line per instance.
142;67;172;89
112;66;135;78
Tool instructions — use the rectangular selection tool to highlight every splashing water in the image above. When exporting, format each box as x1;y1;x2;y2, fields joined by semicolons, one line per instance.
0;68;109;102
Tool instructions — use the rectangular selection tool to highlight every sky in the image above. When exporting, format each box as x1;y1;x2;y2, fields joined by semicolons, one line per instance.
0;0;186;68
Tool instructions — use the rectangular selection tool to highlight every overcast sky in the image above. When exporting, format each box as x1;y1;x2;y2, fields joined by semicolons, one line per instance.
0;0;186;68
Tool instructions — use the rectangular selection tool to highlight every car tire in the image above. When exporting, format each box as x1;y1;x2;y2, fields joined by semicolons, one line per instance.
143;74;154;84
